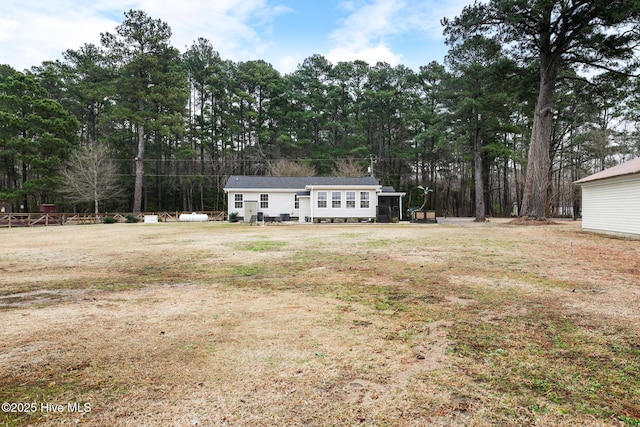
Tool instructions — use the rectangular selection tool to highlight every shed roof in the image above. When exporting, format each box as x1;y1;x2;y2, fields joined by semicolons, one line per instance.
575;157;640;184
224;175;379;190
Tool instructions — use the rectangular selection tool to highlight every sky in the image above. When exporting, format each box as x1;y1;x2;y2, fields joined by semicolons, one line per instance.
1;0;470;75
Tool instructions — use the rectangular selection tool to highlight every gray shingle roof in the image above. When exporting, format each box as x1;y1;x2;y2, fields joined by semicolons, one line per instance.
224;175;379;190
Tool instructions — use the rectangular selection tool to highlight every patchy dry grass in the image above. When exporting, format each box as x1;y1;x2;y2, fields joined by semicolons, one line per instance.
1;220;639;426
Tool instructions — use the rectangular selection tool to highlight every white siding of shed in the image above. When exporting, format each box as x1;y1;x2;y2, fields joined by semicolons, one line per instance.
227;190;297;218
581;175;640;237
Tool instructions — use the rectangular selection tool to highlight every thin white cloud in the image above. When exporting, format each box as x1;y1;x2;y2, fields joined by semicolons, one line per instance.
275;55;300;74
405;0;471;39
0;0;466;74
130;0;287;59
326;44;403;67
326;0;404;66
324;0;469;67
0;17;20;41
1;0;119;71
0;0;285;71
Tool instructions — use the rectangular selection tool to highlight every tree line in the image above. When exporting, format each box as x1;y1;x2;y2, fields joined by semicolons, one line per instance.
1;2;639;219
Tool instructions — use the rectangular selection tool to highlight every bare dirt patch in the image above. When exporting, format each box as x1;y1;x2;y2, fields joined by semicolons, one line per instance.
1;221;639;426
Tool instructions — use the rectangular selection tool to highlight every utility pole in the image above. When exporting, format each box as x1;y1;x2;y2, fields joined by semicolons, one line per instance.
367;155;376;177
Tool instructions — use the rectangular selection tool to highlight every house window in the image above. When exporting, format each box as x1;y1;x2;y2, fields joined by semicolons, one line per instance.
360;192;369;208
260;194;269;209
294;195;299;209
234;194;243;209
346;191;356;208
318;192;327;208
332;192;341;208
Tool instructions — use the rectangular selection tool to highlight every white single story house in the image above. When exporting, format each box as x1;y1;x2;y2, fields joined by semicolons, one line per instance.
575;157;640;237
223;175;405;223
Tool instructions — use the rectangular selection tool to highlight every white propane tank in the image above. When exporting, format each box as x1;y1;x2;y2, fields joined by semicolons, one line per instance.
179;212;209;222
144;215;159;223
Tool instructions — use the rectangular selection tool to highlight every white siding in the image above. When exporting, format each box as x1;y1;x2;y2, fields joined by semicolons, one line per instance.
581;175;640;237
310;188;377;219
228;190;297;218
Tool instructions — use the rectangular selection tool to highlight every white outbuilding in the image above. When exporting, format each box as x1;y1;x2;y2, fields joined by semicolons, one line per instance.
575;157;640;237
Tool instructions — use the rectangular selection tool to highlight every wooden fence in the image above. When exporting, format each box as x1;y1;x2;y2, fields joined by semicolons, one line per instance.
0;211;227;228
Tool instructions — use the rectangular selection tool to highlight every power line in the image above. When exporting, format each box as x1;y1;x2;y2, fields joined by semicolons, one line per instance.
107;157;374;162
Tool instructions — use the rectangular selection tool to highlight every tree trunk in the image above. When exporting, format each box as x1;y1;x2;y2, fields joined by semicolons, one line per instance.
502;156;509;216
133;122;145;213
520;54;558;220
473;123;485;222
200;144;205;211
156;158;162;211
22;161;29;212
94;169;99;215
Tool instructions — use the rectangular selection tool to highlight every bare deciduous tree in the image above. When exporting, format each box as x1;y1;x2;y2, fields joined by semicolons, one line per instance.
60;143;123;215
332;157;365;177
266;159;316;176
